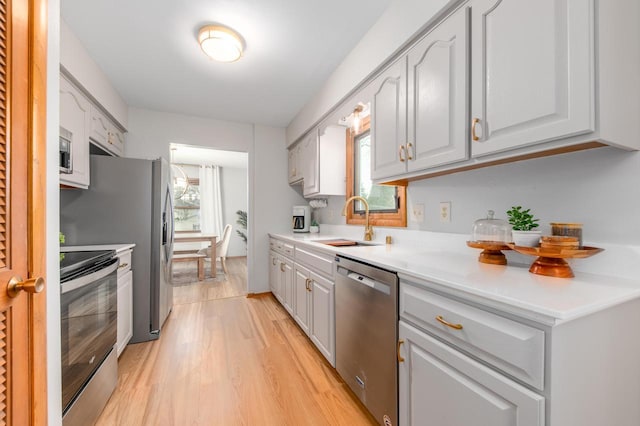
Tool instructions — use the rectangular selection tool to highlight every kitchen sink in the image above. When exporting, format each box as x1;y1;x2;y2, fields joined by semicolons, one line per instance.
314;239;380;247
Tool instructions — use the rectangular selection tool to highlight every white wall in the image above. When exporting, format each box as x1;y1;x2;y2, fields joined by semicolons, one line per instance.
60;19;128;128
47;1;62;425
126;108;305;293
286;0;453;144
220;167;248;257
316;147;640;246
251;125;307;292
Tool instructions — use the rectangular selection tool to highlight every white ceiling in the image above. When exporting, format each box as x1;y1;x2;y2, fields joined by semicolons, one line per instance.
61;0;393;128
171;144;248;169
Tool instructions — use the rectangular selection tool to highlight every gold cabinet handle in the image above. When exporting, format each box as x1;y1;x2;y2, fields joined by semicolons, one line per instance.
471;118;481;142
280;263;285;272
399;145;406;162
272;258;276;266
407;142;414;160
397;339;405;363
307;279;312;292
436;315;463;330
7;276;45;298
118;262;129;269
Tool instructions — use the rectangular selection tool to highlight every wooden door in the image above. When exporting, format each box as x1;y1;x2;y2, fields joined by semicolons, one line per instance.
470;0;594;157
0;0;48;424
370;56;407;181
398;322;544;426
407;7;469;171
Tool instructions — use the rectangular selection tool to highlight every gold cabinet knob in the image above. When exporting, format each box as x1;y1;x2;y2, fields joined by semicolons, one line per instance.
7;276;45;298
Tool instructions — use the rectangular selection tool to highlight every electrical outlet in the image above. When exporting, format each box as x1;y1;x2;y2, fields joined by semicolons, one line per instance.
411;204;425;223
440;202;451;223
327;209;334;220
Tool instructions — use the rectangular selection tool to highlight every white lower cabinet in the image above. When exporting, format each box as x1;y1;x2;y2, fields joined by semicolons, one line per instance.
399;321;545;426
269;237;336;367
269;248;294;315
116;248;134;357
281;258;294;315
292;263;335;366
116;270;133;357
293;264;312;335
269;250;282;303
309;272;334;365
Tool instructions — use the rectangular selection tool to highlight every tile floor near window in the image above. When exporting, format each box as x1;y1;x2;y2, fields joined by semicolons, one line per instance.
96;266;376;425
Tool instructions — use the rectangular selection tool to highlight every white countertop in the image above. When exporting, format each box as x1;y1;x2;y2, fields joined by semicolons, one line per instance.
61;243;135;254
270;232;640;325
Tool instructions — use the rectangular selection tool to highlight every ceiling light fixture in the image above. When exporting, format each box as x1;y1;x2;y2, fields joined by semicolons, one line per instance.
198;25;244;63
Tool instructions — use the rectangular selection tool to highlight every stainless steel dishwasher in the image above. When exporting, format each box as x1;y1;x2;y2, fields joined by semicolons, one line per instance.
335;255;398;426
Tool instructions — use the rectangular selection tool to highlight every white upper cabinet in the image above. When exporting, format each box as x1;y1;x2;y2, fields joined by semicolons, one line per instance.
470;0;594;157
288;144;302;184
301;130;319;195
407;7;469;170
59;75;91;189
294;126;346;198
371;57;408;181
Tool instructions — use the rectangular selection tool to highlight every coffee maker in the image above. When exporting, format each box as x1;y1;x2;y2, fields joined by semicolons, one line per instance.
292;206;310;233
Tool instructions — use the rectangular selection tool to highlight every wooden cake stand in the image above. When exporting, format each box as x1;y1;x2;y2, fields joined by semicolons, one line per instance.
466;241;512;265
507;244;604;278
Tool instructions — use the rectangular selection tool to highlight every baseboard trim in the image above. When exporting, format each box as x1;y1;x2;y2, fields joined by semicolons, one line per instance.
246;291;272;298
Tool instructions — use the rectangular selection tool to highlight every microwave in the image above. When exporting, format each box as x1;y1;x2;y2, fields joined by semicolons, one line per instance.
59;126;73;174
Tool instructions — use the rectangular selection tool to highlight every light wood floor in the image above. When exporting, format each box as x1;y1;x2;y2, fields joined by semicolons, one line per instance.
96;293;377;425
172;257;247;305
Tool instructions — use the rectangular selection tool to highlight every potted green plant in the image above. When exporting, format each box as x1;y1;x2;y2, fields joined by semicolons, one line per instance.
507;206;541;247
309;219;320;234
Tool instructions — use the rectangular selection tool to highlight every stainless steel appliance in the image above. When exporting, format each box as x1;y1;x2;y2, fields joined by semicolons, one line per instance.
60;249;119;426
335;255;399;426
60;126;73;174
60;155;174;343
292;205;310;233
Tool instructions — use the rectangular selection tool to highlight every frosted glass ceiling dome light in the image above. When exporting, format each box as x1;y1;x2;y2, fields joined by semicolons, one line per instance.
198;25;243;62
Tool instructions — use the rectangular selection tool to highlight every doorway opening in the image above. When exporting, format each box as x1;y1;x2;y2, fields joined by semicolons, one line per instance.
169;143;248;304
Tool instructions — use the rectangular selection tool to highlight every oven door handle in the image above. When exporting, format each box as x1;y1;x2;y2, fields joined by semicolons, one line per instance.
61;259;119;294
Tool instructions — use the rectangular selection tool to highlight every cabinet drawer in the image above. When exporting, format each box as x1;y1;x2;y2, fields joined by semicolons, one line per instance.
116;250;132;278
295;246;333;278
400;282;545;390
283;243;294;257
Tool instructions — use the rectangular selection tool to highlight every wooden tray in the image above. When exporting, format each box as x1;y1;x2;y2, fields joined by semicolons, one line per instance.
466;241;512;265
507;244;604;278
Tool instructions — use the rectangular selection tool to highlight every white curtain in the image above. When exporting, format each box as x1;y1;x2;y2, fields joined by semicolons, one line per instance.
199;165;224;238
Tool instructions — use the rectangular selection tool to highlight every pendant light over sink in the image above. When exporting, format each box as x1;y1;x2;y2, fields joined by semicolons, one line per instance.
198;25;244;63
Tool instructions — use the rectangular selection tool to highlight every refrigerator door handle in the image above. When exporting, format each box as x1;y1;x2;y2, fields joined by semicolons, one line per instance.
162;212;168;246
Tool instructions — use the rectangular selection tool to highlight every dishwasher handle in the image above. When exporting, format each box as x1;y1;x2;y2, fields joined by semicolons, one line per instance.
339;267;391;295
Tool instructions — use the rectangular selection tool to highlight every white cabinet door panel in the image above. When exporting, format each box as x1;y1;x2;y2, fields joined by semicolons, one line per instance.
59;76;91;188
399;322;544;426
371;57;408;180
310;272;335;366
293;265;311;335
408;8;469;170
301;131;319;196
117;270;133;357
471;0;594;156
282;258;294;315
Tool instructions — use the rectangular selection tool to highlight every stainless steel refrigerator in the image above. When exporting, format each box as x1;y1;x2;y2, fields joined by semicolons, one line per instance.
60;155;174;343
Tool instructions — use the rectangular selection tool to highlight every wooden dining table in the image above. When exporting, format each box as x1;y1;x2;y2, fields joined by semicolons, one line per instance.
174;234;218;277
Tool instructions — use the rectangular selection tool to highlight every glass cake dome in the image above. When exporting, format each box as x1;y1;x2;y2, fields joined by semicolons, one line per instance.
471;210;512;243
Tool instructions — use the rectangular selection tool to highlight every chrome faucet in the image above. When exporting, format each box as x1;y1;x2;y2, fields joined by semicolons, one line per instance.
342;196;374;241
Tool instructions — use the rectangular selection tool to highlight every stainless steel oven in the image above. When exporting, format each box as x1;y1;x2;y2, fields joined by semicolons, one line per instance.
60;250;119;426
